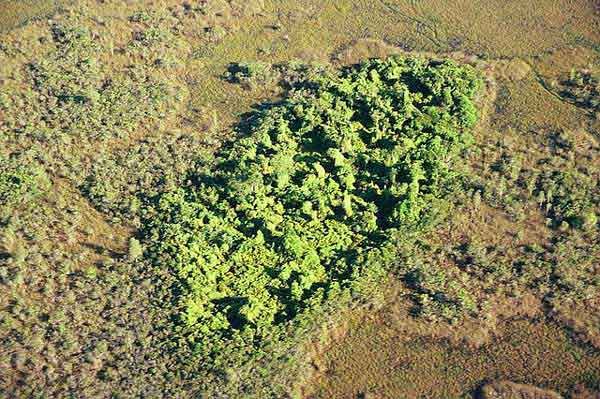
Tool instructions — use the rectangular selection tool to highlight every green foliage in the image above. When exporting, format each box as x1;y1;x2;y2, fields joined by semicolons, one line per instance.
0;20;180;176
405;259;478;322
535;168;598;229
0;154;49;215
141;56;481;395
561;68;600;111
128;238;143;260
2;2;600;397
224;61;280;89
81;134;212;221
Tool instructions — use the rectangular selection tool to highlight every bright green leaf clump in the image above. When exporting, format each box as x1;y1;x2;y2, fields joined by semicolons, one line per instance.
141;56;481;387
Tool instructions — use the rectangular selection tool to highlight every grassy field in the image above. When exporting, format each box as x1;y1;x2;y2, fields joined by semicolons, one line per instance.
313;317;600;398
0;0;67;32
1;0;599;398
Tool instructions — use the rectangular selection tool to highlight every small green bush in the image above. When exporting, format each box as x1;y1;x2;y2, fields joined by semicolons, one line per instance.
224;62;279;89
0;154;49;214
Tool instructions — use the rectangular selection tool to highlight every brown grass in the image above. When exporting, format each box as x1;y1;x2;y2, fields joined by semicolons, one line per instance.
311;317;600;399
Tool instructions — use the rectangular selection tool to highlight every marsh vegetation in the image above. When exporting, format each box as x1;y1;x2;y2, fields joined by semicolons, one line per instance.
0;1;599;398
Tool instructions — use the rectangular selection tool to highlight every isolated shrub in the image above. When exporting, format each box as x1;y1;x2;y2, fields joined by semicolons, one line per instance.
128;238;143;260
0;154;49;213
224;62;280;89
140;56;482;394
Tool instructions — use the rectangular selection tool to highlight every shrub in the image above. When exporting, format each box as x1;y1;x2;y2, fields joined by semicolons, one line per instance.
560;68;600;111
223;62;280;89
0;154;49;215
1;21;179;158
535;168;597;229
128;238;143;260
81;134;211;220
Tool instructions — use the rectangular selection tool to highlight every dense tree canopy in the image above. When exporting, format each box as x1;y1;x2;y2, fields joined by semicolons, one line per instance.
141;56;482;390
